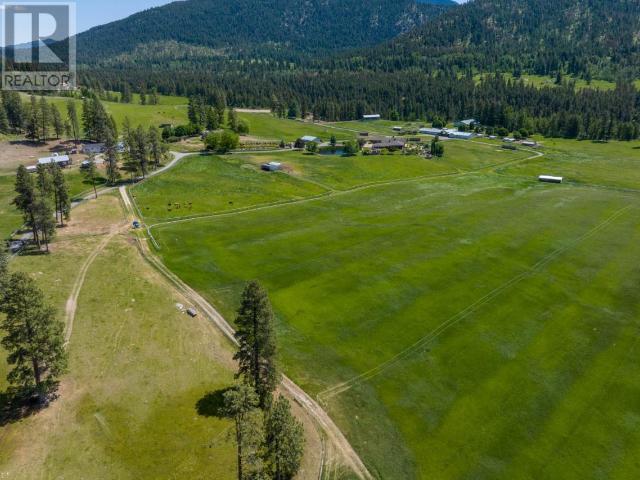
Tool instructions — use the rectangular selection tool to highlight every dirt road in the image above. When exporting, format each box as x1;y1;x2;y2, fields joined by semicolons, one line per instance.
119;186;372;479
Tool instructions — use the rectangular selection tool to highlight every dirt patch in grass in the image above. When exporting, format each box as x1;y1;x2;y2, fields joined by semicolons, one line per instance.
0;139;85;174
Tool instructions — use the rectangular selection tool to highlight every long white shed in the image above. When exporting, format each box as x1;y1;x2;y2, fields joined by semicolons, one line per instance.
539;175;563;184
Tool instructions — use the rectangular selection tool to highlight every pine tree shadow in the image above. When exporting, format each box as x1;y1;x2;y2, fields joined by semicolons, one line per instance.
196;388;232;419
0;388;43;426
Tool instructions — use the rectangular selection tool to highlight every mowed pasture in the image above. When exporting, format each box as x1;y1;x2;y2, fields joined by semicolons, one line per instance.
139;137;640;479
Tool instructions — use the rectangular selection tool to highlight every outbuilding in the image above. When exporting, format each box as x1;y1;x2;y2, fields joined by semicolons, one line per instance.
83;143;106;155
539;175;563;184
419;127;445;136
261;162;282;172
447;131;474;140
362;114;381;121
38;154;71;167
454;119;478;129
371;139;405;151
298;135;322;145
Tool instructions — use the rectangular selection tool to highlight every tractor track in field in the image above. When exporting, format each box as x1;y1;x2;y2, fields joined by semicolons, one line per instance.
119;186;373;480
317;204;634;401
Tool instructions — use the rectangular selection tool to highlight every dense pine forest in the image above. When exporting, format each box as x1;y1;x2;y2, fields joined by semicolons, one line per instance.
72;0;640;140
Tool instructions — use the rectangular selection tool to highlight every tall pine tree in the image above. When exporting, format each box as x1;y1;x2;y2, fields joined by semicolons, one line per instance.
234;281;278;409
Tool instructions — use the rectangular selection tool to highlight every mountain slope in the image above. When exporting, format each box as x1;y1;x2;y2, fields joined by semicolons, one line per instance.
77;0;454;62
380;0;640;77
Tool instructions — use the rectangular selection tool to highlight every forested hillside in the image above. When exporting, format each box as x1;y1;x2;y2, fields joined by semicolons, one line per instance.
77;0;453;61
76;0;640;141
377;0;640;79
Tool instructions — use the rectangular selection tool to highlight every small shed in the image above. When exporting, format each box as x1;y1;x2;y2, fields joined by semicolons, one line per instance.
539;175;563;184
261;162;282;172
362;114;381;121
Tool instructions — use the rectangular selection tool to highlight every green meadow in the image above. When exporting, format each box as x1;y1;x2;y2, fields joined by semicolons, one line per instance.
0;195;236;479
21;93;189;131
237;112;354;142
132;135;640;478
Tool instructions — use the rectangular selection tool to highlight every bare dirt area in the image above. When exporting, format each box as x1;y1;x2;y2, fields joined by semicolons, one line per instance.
0;139;85;173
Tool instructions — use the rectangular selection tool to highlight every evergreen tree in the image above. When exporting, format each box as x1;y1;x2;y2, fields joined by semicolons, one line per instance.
0;242;8;297
148;125;167;168
13;166;39;247
121;84;132;103
104;130;121;185
2;91;24;131
25;96;39;141
50;104;64;140
0;101;9;133
38;97;50;141
83;159;99;199
228;109;239;132
132;125;150;178
206;106;219;130
223;385;266;480
34;166;55;252
67;100;80;145
51;163;71;226
0;272;67;404
265;396;305;480
234;281;278;409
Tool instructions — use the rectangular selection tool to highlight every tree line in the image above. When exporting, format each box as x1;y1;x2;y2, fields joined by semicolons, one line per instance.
224;281;305;480
83;68;640;142
13;163;71;252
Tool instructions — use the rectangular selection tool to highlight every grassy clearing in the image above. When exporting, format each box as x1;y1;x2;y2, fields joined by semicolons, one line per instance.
237;113;354;142
0;175;23;239
142;136;640;478
0;167;106;240
21;94;188;131
479;73;640;91
0;195;237;479
132;154;327;222
238;151;452;190
498;138;640;190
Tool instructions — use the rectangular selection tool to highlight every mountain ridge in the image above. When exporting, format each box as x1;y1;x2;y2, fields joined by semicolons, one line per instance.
77;0;455;62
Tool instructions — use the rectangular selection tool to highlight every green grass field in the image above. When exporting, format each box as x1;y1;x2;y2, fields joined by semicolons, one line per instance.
131;154;328;223
136;136;640;479
497;138;640;190
21;93;189;132
0;195;236;479
0;175;23;239
237;113;354;142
